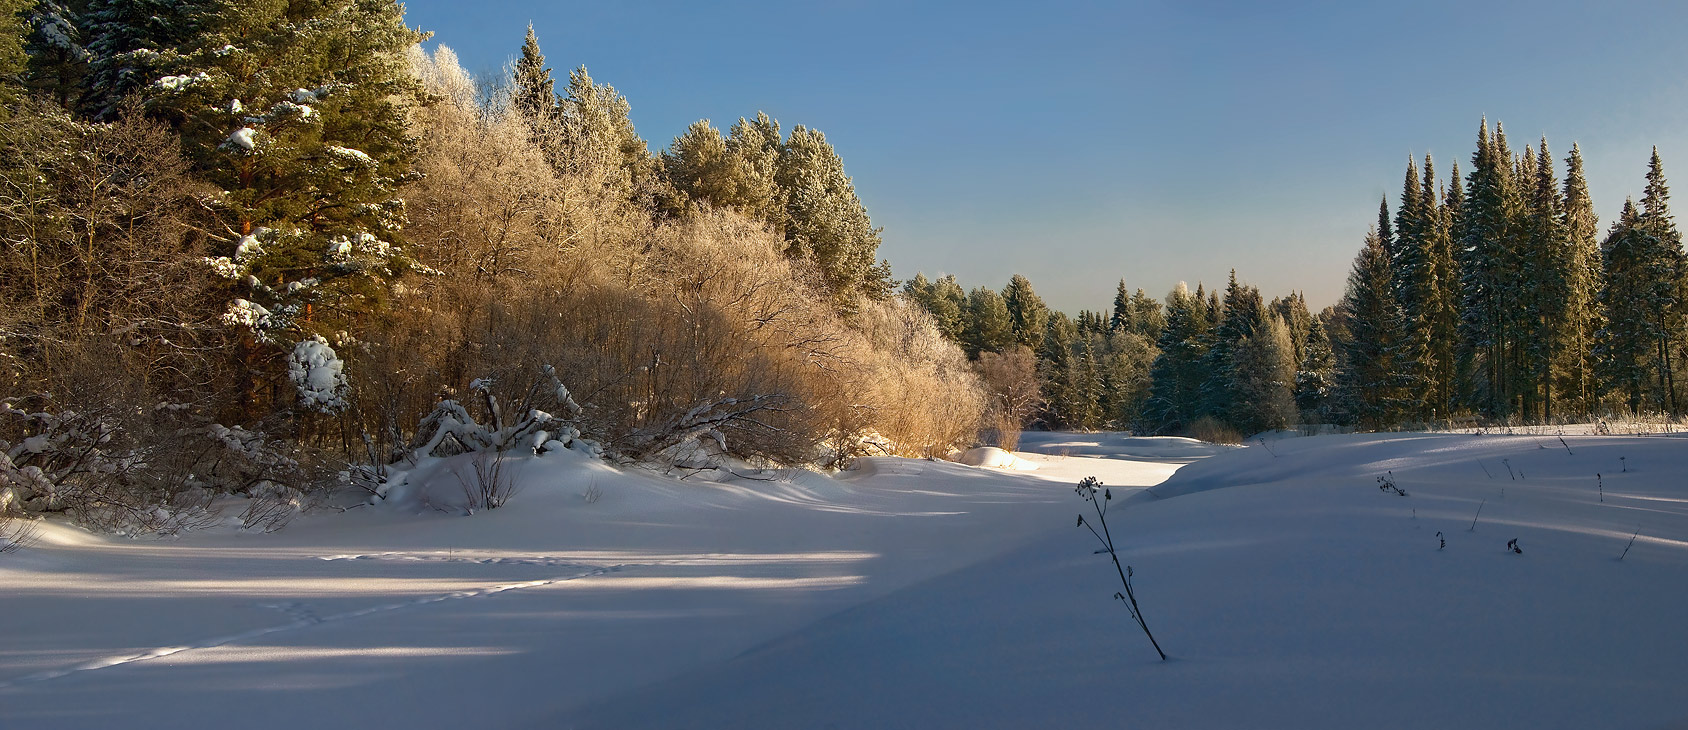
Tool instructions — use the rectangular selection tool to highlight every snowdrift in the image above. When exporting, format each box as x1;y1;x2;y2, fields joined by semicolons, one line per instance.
4;432;1686;729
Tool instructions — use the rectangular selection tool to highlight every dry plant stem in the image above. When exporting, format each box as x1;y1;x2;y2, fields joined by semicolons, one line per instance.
1077;478;1166;661
1619;526;1641;560
1468;499;1486;532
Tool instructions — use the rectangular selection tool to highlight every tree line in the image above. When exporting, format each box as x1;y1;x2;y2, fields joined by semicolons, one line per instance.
906;120;1683;438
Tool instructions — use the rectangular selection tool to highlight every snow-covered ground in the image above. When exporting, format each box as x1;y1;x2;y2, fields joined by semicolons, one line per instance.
3;431;1686;728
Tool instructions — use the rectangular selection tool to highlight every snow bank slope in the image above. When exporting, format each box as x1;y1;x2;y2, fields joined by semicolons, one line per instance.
0;439;1181;729
567;432;1688;730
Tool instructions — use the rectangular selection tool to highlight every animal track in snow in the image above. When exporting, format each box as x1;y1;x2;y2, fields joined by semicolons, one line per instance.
317;551;592;568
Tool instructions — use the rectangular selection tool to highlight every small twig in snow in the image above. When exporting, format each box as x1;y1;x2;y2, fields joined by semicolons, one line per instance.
1619;526;1641;561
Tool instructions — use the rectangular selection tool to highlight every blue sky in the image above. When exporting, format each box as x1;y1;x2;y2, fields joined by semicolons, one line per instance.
399;0;1688;313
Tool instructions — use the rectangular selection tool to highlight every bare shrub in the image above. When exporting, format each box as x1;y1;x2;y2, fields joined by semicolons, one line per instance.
239;482;308;532
978;409;1023;451
1182;416;1242;445
0;489;38;553
452;450;516;514
977;345;1042;449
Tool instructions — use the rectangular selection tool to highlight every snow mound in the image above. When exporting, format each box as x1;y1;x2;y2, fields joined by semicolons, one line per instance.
958;446;1038;471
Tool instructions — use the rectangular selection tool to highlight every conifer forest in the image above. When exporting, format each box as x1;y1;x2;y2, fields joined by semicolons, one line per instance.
0;1;1684;520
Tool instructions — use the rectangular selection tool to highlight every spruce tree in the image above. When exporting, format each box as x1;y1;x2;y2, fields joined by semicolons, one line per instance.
513;24;556;127
1421;155;1461;417
963;285;1014;358
1523;137;1571;420
79;0;218;119
1144;282;1213;433
1598;200;1656;411
1200;270;1264;425
1269;291;1312;366
903;273;966;343
1458;119;1528;417
1295;314;1337;422
1038;312;1078;428
1560;143;1603;412
1100;329;1156;428
1391;157;1437;419
1230;314;1297;433
1001;274;1050;350
1638;148;1684;410
1129;289;1165;341
1377;196;1395;261
1110;279;1131;332
1339;228;1408;427
19;0;88;109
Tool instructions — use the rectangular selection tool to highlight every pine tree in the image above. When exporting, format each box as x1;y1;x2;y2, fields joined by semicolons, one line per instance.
0;0;29;105
664;119;731;208
1002;274;1050;350
722;113;784;223
775;124;890;304
145;0;428;339
903;273;966;343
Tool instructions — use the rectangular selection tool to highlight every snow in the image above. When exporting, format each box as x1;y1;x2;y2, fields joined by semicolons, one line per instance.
958;445;1038;470
219;298;272;330
326;145;375;165
226;126;256;150
152;72;209;92
288;337;348;413
234;230;265;261
2;431;1687;728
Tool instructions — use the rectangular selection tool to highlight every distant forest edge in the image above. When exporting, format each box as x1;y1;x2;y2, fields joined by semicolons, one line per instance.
0;2;1681;529
907;122;1685;438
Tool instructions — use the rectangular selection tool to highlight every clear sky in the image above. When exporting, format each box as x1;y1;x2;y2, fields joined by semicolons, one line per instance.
397;0;1688;314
